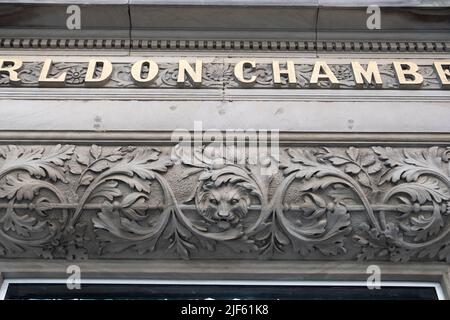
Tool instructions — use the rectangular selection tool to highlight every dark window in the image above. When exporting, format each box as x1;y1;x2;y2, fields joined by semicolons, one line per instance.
3;283;440;300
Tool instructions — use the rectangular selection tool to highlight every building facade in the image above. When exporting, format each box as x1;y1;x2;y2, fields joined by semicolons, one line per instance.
0;0;449;299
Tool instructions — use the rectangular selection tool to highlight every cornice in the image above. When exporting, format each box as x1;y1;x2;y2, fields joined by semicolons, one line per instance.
0;2;449;53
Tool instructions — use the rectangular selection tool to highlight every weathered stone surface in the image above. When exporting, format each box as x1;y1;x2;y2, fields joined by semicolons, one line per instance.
317;6;450;42
0;1;449;299
0;142;449;263
0;1;449;51
0;1;130;39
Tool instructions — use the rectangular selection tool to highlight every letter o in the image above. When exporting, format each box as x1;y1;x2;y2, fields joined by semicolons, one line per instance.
131;59;159;86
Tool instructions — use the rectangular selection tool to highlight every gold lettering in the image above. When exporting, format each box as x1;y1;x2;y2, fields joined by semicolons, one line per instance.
234;60;257;86
177;59;202;87
272;60;297;87
433;61;450;89
131;59;159;86
351;61;382;88
38;59;66;87
2;57;449;91
0;58;22;85
393;61;423;88
85;59;113;87
310;61;339;88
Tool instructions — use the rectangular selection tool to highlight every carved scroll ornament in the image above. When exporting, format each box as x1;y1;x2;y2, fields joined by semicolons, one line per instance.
0;143;449;262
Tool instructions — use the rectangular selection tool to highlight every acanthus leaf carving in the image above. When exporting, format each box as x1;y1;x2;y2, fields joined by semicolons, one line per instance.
0;143;448;262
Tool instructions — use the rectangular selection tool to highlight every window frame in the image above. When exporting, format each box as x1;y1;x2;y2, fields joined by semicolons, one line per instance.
0;278;445;300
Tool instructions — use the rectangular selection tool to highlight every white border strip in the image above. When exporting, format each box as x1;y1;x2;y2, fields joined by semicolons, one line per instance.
0;279;445;300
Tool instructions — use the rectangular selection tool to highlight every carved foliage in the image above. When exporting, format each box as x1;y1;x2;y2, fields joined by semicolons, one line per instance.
0;144;449;262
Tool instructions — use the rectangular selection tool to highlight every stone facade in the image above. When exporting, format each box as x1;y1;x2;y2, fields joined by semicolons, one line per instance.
0;0;450;298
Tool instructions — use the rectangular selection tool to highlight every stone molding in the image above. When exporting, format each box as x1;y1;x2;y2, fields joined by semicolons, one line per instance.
2;38;449;53
0;38;130;50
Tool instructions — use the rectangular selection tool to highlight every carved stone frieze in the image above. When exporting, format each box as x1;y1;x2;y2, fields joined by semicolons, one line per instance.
0;143;449;262
0;61;445;89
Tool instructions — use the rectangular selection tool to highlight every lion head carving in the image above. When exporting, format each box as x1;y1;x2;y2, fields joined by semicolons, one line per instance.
195;182;251;229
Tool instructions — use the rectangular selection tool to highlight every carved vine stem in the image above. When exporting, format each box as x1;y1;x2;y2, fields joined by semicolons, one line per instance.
0;202;437;213
381;169;450;250
272;173;346;242
322;169;379;231
285;165;381;232
69;169;127;227
154;173;242;241
0;180;68;246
